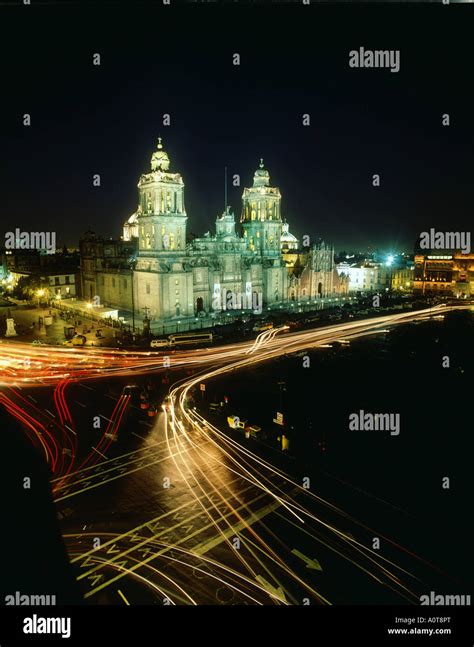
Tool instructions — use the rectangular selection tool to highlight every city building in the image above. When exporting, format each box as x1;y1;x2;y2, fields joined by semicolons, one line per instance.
3;249;80;301
413;252;474;297
336;262;380;293
79;139;348;331
336;255;414;294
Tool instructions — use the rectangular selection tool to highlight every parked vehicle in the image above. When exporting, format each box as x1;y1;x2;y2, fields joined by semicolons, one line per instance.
244;424;262;439
150;338;169;348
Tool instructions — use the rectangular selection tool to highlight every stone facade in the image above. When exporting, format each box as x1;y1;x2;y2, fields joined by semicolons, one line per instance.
80;139;348;328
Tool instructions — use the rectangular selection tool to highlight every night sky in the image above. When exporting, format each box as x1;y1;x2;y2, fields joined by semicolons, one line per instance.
1;2;473;253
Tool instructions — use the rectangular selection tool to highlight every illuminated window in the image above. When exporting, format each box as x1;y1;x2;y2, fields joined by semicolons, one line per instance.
161;225;166;236
175;279;179;285
169;233;175;249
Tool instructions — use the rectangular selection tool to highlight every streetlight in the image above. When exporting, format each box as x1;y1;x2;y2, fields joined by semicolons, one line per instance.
36;288;45;308
129;261;136;333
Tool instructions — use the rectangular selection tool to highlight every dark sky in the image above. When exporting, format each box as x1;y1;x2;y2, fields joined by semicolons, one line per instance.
1;2;473;253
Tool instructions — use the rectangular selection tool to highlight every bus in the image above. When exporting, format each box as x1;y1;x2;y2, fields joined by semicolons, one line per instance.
168;332;213;346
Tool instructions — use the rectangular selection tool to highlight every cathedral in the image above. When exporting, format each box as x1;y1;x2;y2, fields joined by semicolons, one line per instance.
80;139;347;331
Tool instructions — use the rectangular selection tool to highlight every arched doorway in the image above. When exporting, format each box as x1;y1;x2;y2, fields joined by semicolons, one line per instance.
318;282;323;296
196;297;204;313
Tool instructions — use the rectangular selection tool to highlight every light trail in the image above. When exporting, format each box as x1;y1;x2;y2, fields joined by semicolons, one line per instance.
2;305;467;604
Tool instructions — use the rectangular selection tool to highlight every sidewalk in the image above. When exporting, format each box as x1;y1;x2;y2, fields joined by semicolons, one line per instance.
0;304;118;347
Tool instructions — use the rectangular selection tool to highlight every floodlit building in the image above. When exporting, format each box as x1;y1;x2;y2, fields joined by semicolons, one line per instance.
336;262;380;293
413;253;474;297
80;139;347;330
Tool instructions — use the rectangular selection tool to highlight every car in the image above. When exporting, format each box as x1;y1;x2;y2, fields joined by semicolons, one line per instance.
244;424;262;439
150;339;169;348
71;335;87;346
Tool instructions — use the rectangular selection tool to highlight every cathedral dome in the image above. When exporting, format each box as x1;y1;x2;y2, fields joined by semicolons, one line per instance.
281;222;298;250
253;158;270;187
151;137;170;171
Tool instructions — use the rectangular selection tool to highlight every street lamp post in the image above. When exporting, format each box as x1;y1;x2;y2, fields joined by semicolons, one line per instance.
130;262;136;333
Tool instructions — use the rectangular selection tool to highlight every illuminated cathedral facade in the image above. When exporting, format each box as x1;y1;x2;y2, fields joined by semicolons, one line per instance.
80;139;347;330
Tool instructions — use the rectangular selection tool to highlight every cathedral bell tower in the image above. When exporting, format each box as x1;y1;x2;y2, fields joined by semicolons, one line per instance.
136;138;187;254
241;159;282;258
